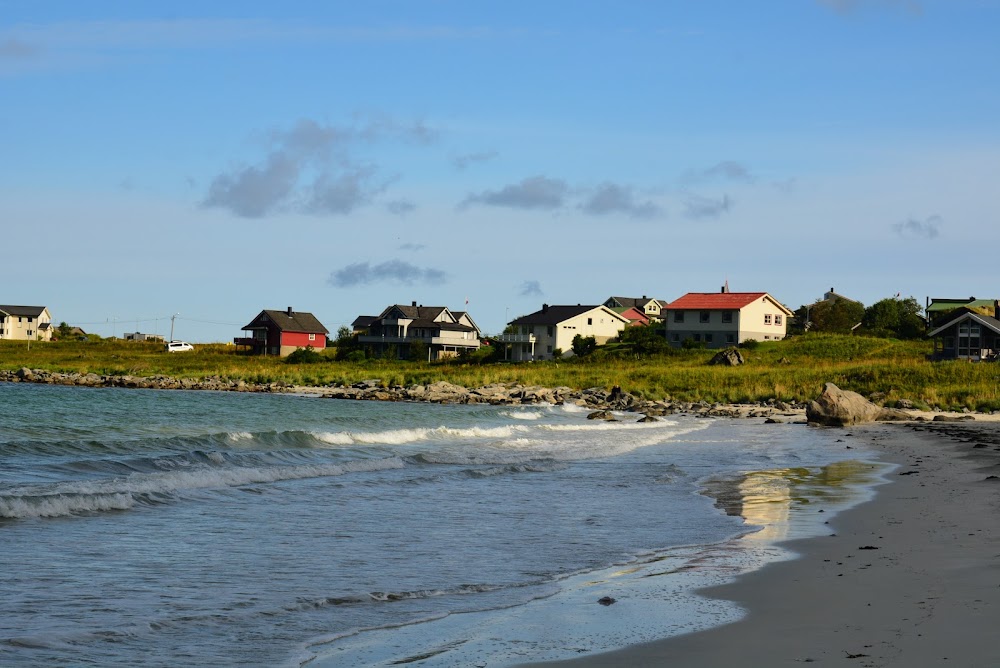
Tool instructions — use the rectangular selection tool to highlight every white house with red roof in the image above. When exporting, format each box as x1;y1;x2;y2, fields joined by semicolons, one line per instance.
663;287;793;348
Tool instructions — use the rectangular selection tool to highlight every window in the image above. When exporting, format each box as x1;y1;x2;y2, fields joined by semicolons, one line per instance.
726;334;735;343
721;311;733;324
764;314;772;325
673;312;685;323
547;345;553;353
547;326;554;337
705;333;713;343
694;333;701;342
587;318;593;325
308;333;316;341
775;314;783;326
672;333;680;341
700;311;710;323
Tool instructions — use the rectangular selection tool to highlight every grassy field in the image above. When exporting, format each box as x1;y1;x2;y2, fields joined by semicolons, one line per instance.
2;335;999;412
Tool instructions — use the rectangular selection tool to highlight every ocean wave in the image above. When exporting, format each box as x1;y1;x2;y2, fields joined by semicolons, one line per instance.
499;410;545;420
0;457;405;520
311;424;532;447
463;462;569;477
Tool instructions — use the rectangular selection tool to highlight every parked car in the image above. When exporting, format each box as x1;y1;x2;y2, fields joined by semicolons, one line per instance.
166;341;194;352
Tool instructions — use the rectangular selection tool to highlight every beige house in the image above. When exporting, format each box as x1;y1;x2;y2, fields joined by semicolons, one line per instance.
358;302;481;360
664;291;793;348
603;296;668;321
496;304;630;361
0;305;53;342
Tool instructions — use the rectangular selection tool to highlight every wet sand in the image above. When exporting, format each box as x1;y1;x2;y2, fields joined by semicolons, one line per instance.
522;420;1000;668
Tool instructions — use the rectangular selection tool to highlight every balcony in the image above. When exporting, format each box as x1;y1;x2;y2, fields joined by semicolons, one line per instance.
492;333;536;344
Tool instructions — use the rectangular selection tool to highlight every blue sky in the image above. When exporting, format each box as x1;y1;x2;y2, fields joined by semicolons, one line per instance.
3;1;998;341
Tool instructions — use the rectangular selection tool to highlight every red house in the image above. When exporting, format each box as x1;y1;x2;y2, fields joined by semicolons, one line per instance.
235;307;329;356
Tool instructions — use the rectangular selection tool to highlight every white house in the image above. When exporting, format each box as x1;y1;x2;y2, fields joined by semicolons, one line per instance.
0;305;53;342
663;291;793;348
496;304;631;361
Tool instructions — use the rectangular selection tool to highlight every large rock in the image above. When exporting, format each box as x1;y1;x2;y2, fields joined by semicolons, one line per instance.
709;348;744;366
807;382;911;426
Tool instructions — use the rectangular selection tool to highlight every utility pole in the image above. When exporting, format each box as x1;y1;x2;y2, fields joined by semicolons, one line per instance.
170;313;179;342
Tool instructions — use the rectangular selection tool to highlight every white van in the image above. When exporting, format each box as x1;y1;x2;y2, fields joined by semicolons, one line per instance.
166;341;194;352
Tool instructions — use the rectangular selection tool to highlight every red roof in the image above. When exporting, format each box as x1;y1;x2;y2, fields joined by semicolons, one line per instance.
665;292;769;310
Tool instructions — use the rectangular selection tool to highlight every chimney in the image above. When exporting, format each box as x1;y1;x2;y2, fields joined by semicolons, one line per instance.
542;303;549;313
286;307;293;316
412;301;417;307
995;300;999;320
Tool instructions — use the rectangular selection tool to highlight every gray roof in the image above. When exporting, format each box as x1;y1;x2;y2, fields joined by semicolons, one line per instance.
243;309;329;334
0;305;47;317
510;305;600;326
927;311;1000;338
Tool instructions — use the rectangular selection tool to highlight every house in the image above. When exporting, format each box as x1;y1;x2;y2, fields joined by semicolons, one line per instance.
495;304;631;361
663;289;793;348
124;332;165;343
234;307;329;356
603;296;668;321
925;297;999;329
611;306;650;326
0;305;53;342
357;302;481;360
927;306;1000;361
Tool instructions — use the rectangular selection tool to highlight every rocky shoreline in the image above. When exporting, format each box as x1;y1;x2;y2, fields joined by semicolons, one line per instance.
0;367;802;421
3;368;987;425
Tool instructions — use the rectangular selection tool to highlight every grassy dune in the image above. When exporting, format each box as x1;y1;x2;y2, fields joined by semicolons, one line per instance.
2;335;998;412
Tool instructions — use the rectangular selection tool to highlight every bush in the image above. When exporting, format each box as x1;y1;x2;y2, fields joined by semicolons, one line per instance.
285;347;323;364
739;338;760;350
681;338;706;350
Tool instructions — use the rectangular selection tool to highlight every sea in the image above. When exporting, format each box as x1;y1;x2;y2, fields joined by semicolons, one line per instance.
0;382;890;667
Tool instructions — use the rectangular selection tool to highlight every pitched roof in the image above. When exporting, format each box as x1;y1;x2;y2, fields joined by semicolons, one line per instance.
605;296;661;309
243;309;329;334
927;311;1000;338
510;304;629;326
926;298;997;313
0;305;47;317
352;315;377;329
665;292;794;315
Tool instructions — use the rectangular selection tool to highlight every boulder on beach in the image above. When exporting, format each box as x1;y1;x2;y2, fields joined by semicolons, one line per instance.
806;382;912;426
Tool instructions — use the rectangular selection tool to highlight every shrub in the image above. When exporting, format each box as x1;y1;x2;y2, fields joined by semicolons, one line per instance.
285;347;323;364
739;338;760;351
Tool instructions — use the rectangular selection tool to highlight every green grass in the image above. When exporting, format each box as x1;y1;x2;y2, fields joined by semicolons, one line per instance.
3;334;999;410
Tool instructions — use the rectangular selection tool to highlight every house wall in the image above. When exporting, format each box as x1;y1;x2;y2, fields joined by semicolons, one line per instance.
519;308;626;360
738;298;788;342
665;297;789;348
280;330;326;355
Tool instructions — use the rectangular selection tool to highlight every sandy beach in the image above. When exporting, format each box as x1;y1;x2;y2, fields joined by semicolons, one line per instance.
519;418;1000;668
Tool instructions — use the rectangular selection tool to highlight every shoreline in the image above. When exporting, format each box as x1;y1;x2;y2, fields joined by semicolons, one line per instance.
3;369;994;426
520;421;1000;667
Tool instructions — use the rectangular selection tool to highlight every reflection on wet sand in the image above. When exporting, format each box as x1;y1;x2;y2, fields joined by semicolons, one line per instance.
704;460;890;544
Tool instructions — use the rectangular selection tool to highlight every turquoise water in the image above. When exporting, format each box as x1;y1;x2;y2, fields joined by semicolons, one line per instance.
0;383;882;667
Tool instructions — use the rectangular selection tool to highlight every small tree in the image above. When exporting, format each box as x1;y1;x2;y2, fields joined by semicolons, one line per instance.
571;334;597;357
861;296;924;339
618;322;671;356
